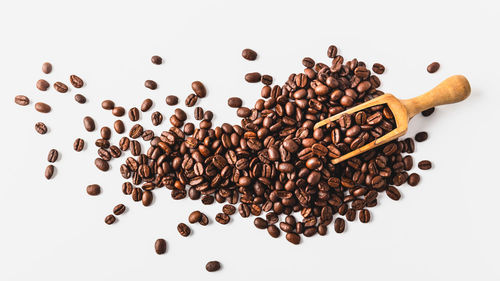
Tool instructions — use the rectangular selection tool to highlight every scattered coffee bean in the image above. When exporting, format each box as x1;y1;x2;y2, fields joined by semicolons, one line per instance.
42;62;52;74
142;190;153;206
141;98;153;112
245;72;261;83
200;213;209;226
83;116;95;132
408;173;420;186
129;107;139;121
194;107;203;120
421;107;435;117
155;239;167;254
327;45;338;58
145;80;157;90
151;55;162;65
86;184;101;196
112;106;125;117
242;48;257;60
45;165;55;179
222;205;236;215
100;127;111;140
74;94;86;104
113;204;126;215
261;74;273;85
215;213;230;224
205;261;221;272
228;97;242;108
192;81;206;98
165;95;178;106
35;122;47;134
415;132;428;142
177;223;191;237
151;111;163;126
54;82;68;93
427;62;440;73
105;214;116;225
36;79;50;91
254;217;268;229
189;211;202;223
302;57;315;68
114;120;125;134
184;123;195;135
286;233;300;245
73;138;85;151
185;93;198;107
101;100;115;110
372;63;385;74
70;75;84;88
359;209;371;223
334;218;345;233
267;225;280;238
418;160;432;170
47;149;58;162
203;110;213;121
15;95;30;106
35;102;51;113
95;158;109;171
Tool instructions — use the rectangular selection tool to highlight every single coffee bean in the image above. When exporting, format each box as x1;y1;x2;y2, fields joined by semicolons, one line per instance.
185;93;198;107
191;81;206;98
95;158;109;171
418;160;432;170
73;138;85;151
194;107;204;120
427;62;440;73
119;137;129;151
267;225;280;238
35;102;51;113
177;223;191;237
236;107;251;117
15;95;30;106
113;204;126;215
101;127;111;140
285;233;300;245
86;184;101;196
141;130;154;141
184;123;195;135
242;48;257;60
261;74;273;85
114;120;125;134
334;218;345;233
228;97;242;108
45;165;55;179
175;108;187;121
215;213;230;224
101;100;114;110
359;209;371;223
415;132;428;142
372;63;385;74
140;98;153;112
47;149;58;162
54;82;68;93
145;80;157;90
222;205;236;215
112;106;125;117
70;75;84;88
408;173;420;186
151;111;163;126
203;110;213;121
386;186;401;200
36;79;50;91
42;62;52;74
165;95;178;106
206;261;221;272
155;239;167;254
254;217;268;229
142;190;153;206
200;213;209;226
421;107;435;117
128;107;140;121
151;55;162;65
302;57;315;68
403;155;413;170
327;45;338;58
189;210;202;223
131;188;143;201
105;214;116;225
74;94;86;104
95;138;110;148
245;72;261;83
35;122;47;134
83;116;95;132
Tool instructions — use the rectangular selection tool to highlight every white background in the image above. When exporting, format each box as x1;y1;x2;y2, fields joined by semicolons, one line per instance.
1;0;499;280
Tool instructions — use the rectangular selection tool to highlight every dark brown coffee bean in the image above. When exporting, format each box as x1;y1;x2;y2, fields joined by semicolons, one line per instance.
74;94;86;104
334;218;345;233
184;123;195;135
285;233;300;245
185;93;198;107
35;122;47;134
42;62;52;74
15;95;29;106
261;74;273;85
95;158;109;171
222;205;236;215
47;149;58;162
100;127;111;140
112;106;125;117
141;130;154;141
155;239;167;254
200;213;209;225
45;165;55;179
242;48;257;60
82;116;95;132
238;204;250;218
165;95;178;106
113;204;126;215
408;173;420;186
302;57;315;68
114;120;125;134
327;45;338;58
151;55;162;65
145;80;157;90
346;209;356;221
386;186;401;200
105;214;116;225
415;132;428;142
206;261;221;272
118;137;129;151
177;223;191;237
267;225;280;238
254;217;268;229
100;100;114;110
403;155;413;170
359;209;371;223
203;110;213;121
151;111;163;126
192;81;206;98
174;108;187;121
70;75;84;88
372;63;385;74
237;107;251;117
189;211;202;223
266;212;278;225
122;182;133;195
35;102;51;113
142;190;153;206
73;138;85;151
194;107;204;120
36;79;50;91
109;145;121;158
128;107;139;121
245;72;261;83
129;124;143;139
421;107;435;117
228;97;242;108
418;160;432;170
427;62;440;73
215;213;230;224
86;184;100;196
54;82;68;93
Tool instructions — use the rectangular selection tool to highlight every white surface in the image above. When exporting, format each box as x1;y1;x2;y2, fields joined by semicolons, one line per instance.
1;0;499;280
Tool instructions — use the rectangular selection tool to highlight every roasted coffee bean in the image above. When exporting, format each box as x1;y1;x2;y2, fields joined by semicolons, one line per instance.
100;127;111;140
237;107;251;117
109;145;121;158
36;79;50;91
203;110;213;121
334;218;345;233
105;214;116;225
145;80;157;90
302;57;315;68
70;75;84;88
114;120;125;134
422;107;435;117
372;63;385;74
128;107;139;121
386;186;401;200
113;204;126;215
228;97;242;108
238;204;250;218
254;217;268;229
194;107;204;120
119;137;129;151
261;75;273;85
122;182;133;195
408;173;420;186
285;233;300;245
189;211;202;223
245;72;261;83
415;132;428;142
151;111;163;126
35;102;51;113
418;160;432;170
47;149;58;162
142;190;153;206
15;95;30;106
86;184;101;196
42;62;52;74
45;165;55;179
129;124;143;139
403;155;413;170
222;205;236;215
83;116;95;132
215;213;230;224
165;95;178;106
35;122;47;134
54;82;68;93
177;223;191;237
346;209;356;221
95;158;109;171
192;81;206;98
73;138;85;151
74;94;86;104
155;239;167;254
427;62;440;73
242;48;257;60
359;209;371;223
185;93;198;107
327;45;338;58
110;106;125;116
205;261;221;272
174;108;187;121
151;55;162;65
200;213;209;225
267;225;280;238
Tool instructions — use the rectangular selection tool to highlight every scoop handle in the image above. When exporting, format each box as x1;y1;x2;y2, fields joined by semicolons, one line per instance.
401;75;471;118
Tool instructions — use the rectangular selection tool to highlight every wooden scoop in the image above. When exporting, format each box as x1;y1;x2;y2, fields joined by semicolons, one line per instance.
314;75;471;164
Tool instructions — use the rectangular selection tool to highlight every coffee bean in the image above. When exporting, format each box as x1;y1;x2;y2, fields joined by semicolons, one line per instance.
35;122;47;134
145;80;157;90
54;82;68;93
42;62;52;74
372;63;385;74
327;45;338;58
254;217;268;229
245;72;261;83
114;120;125;134
36;79;50;91
203;110;213;121
261;75;273;85
83;116;95;132
177;223;191;237
408;173;420;186
113;204;126;215
422;107;435;117
105;214;116;225
74;94;86;104
154;239;167;254
386;186;401;200
70;75;84;88
73;138;85;151
189;210;202;223
86;184;100;196
334;218;345;233
359;209;371;223
185;93;198;107
205;261;221;272
222;205;236;215
285;233;300;245
119;137;129;151
267;225;280;238
200;213;209;225
47;149;58;162
194;107;204;120
131;187;143;201
15;95;30;106
95;139;109;149
45;165;55;179
165;95;178;106
151;55;162;65
242;48;257;60
142;190;153;206
95;158;109;171
100;127;111;140
101;100;115;110
184;123;195;135
151;111;163;126
236;107;251;117
403;155;413;170
112;106;125;117
174;108;187;121
418;160;432;170
192;81;206;98
215;213;230;224
228;97;242;108
302;57;315;68
427;62;440;73
35;102;51;113
128;107;139;121
415;132;428;142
